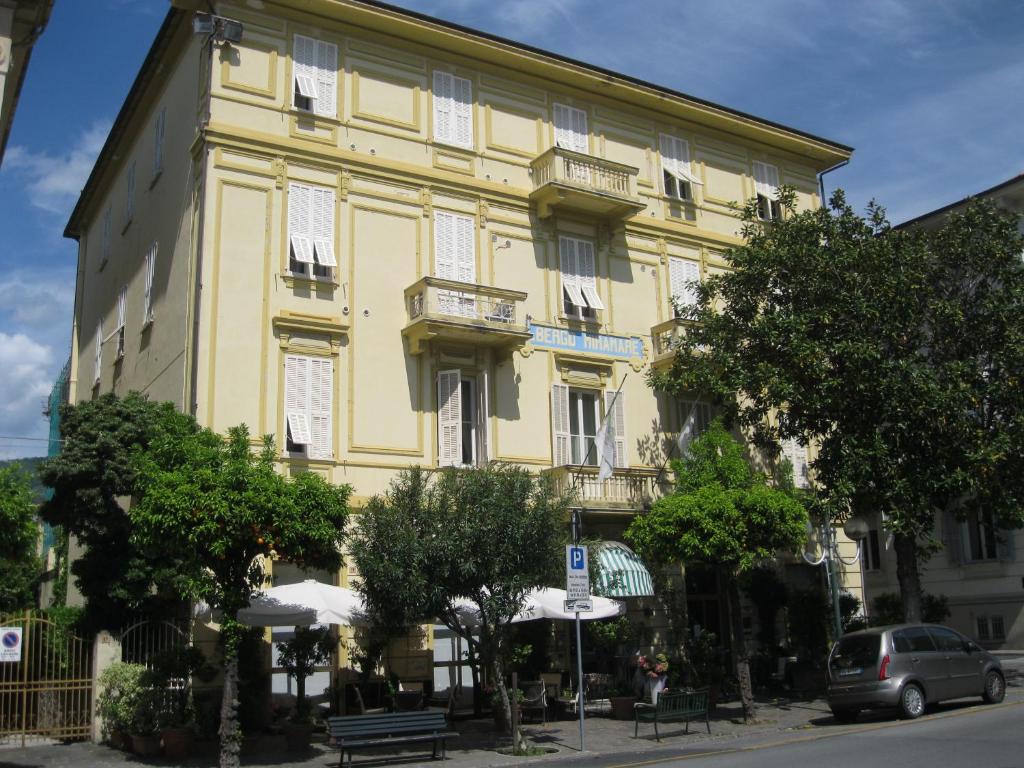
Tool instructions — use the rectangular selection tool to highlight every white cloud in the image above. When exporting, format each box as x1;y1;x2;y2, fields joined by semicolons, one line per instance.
0;333;55;460
0;271;75;330
3;120;111;216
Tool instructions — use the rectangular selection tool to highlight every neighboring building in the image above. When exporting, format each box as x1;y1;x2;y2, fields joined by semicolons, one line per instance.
860;175;1024;649
36;357;70;608
63;1;852;684
0;0;52;164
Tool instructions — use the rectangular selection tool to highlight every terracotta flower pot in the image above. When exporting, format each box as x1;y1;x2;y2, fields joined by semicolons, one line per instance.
161;726;195;760
131;733;161;756
609;696;637;720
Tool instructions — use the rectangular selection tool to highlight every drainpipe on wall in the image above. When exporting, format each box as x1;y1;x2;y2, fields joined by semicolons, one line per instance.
817;159;850;211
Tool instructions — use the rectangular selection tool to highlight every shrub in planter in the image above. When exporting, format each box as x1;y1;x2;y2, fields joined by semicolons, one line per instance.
130;685;165;756
607;682;637;721
277;626;334;752
97;663;146;749
148;646;207;759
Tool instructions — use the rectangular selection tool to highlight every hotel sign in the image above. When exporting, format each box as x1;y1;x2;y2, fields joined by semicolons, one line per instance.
529;323;644;361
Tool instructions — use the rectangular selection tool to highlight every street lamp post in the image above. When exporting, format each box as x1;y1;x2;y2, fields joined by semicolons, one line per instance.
803;515;868;639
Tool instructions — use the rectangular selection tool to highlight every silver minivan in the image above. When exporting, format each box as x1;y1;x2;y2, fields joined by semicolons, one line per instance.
826;624;1005;721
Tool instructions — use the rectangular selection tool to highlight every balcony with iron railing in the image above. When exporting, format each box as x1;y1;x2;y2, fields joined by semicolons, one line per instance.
543;465;669;512
650;317;703;369
402;276;532;355
529;147;645;220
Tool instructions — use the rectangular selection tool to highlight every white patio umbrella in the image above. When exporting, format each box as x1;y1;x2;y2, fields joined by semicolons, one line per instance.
454;587;625;626
239;580;367;626
195;580;367;626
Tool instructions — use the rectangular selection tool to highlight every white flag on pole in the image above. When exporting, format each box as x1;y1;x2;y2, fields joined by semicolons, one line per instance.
676;402;698;457
596;392;620;482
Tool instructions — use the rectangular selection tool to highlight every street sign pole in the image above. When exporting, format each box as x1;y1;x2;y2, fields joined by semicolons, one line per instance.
567;511;587;753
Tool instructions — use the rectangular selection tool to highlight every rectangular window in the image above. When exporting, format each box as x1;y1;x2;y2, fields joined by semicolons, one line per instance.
93;322;102;384
991;615;1005;641
433;211;476;317
288;182;336;279
126;161;136;224
569;390;599;466
153;106;166;176
559;236;600;320
115;286;126;359
284;354;333;459
432;71;473;149
437;369;483;467
781;437;809;488
143;243;157;323
753;161;781;221
962;510;998;562
660;134;701;201
553;103;588;153
976;617;990;642
863;529;881;571
101;207;112;265
293;35;337;118
668;257;700;318
678;400;712;440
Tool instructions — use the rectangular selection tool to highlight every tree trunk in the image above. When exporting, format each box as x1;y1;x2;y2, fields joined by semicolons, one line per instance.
219;651;241;768
726;574;755;723
894;532;923;622
296;672;307;719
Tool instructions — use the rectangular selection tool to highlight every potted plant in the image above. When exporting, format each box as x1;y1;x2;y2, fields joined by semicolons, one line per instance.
686;631;724;709
129;685;165;756
637;653;670;704
607;681;638;721
97;662;146;751
149;646;208;759
276;626;335;752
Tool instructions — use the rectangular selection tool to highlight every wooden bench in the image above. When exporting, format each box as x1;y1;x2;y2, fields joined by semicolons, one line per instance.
327;710;459;767
633;688;710;741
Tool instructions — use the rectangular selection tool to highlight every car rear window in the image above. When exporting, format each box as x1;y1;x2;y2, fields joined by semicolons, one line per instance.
831;635;880;668
892;627;937;653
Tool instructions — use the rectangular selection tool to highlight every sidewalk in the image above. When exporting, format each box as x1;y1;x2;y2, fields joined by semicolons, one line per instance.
2;675;1021;768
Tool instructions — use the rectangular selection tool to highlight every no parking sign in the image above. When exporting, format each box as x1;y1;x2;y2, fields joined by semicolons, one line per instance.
0;627;22;662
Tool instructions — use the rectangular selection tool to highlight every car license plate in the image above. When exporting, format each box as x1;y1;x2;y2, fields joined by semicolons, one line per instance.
838;667;862;677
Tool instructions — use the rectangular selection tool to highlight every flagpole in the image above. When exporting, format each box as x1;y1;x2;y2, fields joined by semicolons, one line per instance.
568;373;628;496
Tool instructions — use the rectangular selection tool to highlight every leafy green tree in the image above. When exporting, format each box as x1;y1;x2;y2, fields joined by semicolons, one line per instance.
130;425;350;768
626;421;807;721
350;465;569;747
276;626;335;722
0;464;41;612
38;393;195;629
654;191;1024;622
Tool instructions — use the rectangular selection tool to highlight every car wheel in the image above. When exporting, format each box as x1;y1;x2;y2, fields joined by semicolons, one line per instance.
982;671;1005;704
831;708;859;723
899;683;925;719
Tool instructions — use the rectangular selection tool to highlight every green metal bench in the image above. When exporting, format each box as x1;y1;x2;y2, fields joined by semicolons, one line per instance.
633;688;710;741
327;710;459;767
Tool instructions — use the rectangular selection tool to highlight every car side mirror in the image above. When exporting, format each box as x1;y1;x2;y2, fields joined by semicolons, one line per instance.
964;641;979;653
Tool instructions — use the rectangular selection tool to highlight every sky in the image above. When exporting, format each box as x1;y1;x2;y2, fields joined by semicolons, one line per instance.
1;0;1022;459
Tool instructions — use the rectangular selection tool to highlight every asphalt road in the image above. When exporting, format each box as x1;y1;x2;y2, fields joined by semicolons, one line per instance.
577;700;1024;768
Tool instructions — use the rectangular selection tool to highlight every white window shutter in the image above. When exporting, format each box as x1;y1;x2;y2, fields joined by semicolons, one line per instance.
452;74;473;149
660;134;701;186
434;211;456;279
753;161;780;201
293;35;318;103
314;40;337;118
116;287;126;330
143;244;156;321
559;237;585;308
669;257;700;310
309;357;333;458
153;107;166;175
437;369;462;467
454;213;475;284
551;383;571;466
605;390;627;468
554;103;587;152
285;355;312;448
782;438;808;488
288;183;314;264
433;71;453;144
94;322;102;383
577;240;603;309
312;187;337;267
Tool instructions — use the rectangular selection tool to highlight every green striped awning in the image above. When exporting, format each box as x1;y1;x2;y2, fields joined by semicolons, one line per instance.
597;543;654;597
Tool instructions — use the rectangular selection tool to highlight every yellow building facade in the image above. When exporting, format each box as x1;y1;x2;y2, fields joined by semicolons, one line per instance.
64;0;854;680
